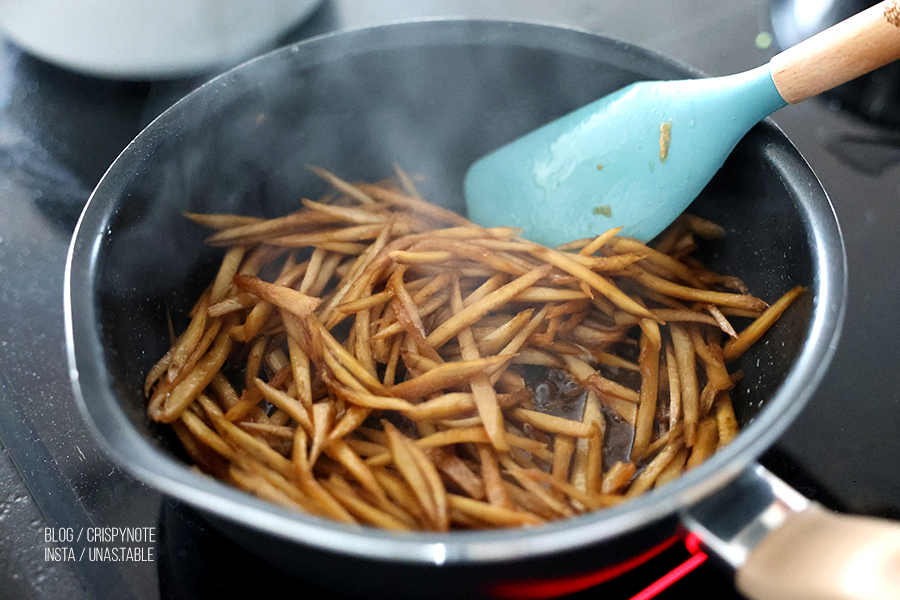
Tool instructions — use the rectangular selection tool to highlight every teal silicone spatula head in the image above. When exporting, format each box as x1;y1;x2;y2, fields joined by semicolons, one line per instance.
466;65;784;244
465;0;900;246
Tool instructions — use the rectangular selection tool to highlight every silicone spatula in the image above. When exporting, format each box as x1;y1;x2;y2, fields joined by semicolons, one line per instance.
465;0;900;245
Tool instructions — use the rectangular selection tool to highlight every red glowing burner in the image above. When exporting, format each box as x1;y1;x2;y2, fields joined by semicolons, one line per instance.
491;532;710;600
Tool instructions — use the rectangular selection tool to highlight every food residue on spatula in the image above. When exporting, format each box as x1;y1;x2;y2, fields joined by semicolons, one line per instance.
659;120;672;163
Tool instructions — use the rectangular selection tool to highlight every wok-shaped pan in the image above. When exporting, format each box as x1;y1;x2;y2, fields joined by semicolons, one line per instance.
65;19;896;600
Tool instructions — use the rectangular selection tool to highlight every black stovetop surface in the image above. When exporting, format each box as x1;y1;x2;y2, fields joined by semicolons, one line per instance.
1;1;898;599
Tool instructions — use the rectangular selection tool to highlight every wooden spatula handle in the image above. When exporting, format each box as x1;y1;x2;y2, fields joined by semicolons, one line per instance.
770;0;900;104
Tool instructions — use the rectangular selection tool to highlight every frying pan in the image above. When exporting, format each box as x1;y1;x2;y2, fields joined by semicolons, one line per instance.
65;19;885;600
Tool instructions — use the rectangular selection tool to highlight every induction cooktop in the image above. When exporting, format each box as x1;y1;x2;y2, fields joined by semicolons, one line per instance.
1;1;898;599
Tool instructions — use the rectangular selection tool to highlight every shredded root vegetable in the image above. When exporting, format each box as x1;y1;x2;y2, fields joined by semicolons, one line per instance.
144;167;802;531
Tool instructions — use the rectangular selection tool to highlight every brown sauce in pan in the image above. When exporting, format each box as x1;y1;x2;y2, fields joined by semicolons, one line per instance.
522;366;635;470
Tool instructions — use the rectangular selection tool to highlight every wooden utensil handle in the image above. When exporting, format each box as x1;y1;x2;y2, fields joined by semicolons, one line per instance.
736;504;900;600
770;0;900;104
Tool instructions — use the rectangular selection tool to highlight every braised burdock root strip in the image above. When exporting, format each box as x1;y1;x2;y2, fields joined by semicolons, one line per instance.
144;167;803;531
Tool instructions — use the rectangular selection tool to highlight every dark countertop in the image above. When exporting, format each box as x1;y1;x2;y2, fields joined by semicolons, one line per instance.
1;1;897;599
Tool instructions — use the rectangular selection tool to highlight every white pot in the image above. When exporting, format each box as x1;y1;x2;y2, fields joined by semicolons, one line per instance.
0;0;322;78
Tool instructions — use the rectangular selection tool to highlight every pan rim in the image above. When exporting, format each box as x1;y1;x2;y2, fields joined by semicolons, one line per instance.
64;17;847;565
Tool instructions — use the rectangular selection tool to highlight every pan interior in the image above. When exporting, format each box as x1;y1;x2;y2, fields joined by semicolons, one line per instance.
70;20;840;561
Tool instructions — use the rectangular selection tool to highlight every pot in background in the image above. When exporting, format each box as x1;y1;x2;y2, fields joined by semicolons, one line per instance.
0;0;322;78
